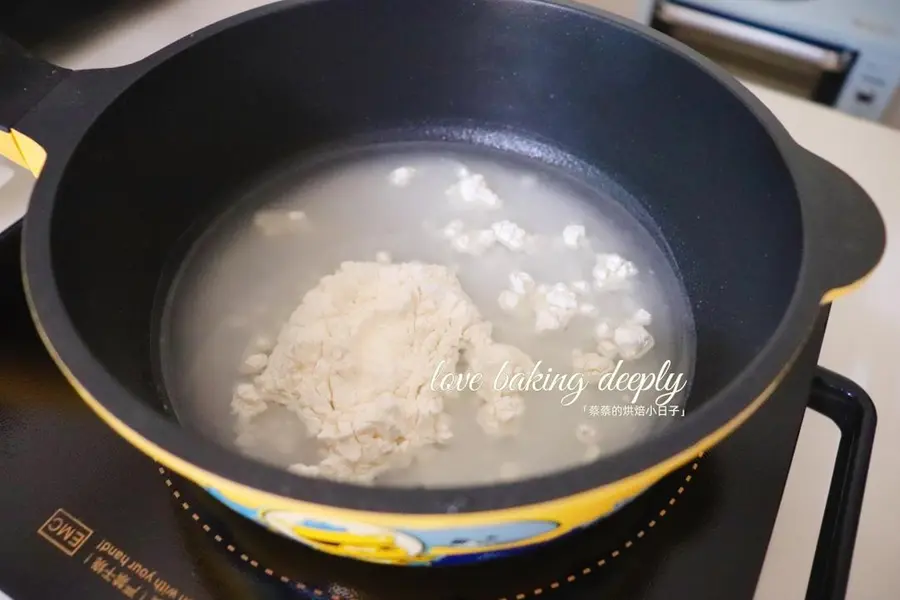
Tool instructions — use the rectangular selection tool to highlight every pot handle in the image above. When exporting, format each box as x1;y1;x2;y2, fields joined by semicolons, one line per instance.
0;34;72;177
799;148;886;305
805;368;877;600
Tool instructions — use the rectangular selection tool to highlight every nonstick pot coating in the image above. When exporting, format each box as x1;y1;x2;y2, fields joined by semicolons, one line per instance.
25;0;815;512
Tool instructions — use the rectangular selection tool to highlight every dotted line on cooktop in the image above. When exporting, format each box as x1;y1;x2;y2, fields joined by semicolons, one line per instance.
498;457;700;600
157;454;701;600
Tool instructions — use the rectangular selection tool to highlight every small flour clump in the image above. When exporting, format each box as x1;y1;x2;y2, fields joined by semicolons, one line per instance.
445;171;502;208
441;219;497;256
388;166;416;187
231;261;533;484
592;253;638;290
491;220;530;251
562;224;586;249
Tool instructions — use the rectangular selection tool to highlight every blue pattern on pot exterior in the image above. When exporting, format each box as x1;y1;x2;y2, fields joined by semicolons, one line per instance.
203;484;648;566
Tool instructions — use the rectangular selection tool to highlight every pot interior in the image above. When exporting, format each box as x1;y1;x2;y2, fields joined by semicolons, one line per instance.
43;0;802;484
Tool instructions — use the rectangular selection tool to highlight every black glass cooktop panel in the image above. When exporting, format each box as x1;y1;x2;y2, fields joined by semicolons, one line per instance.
0;224;838;600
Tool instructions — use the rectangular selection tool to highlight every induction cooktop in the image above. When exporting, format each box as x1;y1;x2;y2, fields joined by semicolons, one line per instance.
0;222;876;600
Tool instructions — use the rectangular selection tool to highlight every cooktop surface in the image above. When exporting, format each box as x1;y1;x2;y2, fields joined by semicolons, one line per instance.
0;223;874;600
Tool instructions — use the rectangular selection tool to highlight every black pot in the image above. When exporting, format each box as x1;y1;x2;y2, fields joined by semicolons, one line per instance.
0;0;885;567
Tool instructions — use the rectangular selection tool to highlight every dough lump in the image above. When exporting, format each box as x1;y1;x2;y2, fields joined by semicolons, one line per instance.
232;261;533;484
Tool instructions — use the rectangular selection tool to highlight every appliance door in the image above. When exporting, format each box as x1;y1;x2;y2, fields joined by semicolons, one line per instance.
0;162;32;236
653;2;855;104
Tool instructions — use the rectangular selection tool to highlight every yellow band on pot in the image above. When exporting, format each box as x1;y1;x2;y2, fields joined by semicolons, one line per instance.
0;129;46;177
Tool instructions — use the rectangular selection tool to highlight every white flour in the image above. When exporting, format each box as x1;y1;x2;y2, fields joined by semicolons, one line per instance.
232;261;533;484
160;145;694;487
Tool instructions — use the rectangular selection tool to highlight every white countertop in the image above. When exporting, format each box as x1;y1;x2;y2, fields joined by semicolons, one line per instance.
750;86;900;600
1;2;899;598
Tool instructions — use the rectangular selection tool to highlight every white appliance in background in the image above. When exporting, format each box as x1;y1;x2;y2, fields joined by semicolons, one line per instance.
648;0;900;127
0;163;32;233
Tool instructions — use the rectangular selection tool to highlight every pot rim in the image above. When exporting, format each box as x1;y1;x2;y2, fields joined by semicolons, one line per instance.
20;0;832;515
